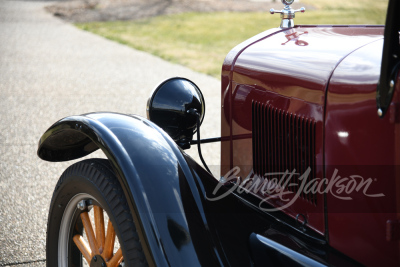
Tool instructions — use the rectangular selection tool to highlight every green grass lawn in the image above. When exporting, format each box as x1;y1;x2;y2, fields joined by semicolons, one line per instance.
76;0;388;78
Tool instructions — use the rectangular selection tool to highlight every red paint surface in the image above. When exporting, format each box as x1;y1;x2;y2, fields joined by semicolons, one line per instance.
326;39;399;266
221;25;400;265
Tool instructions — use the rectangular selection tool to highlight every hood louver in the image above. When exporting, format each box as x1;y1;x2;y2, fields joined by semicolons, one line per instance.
252;101;317;205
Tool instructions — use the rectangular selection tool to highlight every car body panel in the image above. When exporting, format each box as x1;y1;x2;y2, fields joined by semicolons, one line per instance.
38;112;227;267
326;39;400;266
221;26;384;236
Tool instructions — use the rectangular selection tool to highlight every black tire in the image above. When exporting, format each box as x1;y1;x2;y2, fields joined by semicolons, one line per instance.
46;158;148;267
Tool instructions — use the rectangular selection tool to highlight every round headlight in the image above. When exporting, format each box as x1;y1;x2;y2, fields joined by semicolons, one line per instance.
147;77;205;148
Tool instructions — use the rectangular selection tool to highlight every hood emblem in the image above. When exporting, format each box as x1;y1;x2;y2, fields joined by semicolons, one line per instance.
282;28;309;46
270;0;305;28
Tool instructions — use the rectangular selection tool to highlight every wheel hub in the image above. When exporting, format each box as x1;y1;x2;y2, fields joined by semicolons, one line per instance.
90;254;107;267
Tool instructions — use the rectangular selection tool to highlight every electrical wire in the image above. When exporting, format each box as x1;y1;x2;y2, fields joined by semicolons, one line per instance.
188;108;212;174
196;114;212;174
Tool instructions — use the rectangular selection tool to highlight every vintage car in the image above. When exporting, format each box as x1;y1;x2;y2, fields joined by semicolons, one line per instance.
37;0;400;266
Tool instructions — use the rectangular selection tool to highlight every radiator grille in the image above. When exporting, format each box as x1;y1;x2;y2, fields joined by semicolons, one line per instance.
252;101;317;205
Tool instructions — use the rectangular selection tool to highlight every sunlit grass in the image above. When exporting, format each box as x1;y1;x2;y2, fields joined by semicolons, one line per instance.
299;0;388;25
76;0;388;78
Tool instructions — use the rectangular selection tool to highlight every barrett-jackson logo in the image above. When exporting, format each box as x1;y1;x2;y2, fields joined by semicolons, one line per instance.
206;167;385;212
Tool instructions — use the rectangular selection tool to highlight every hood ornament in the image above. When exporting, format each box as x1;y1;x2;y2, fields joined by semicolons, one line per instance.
270;0;305;29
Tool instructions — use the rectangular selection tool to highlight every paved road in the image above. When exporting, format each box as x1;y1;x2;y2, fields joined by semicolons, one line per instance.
0;1;220;265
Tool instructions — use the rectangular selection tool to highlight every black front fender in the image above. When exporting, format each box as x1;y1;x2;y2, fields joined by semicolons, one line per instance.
38;112;226;267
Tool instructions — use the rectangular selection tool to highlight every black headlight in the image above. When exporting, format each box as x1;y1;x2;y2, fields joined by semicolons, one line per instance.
147;77;205;148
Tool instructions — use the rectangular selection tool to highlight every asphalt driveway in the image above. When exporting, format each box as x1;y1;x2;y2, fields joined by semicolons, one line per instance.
0;1;220;265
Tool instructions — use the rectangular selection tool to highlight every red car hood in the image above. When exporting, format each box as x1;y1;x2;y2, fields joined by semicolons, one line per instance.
232;26;384;106
220;25;384;237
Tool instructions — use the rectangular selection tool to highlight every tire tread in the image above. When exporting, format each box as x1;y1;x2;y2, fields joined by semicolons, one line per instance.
47;158;148;266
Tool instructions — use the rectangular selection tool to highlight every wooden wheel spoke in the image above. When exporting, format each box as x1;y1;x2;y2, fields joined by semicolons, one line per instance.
80;211;99;255
94;205;105;254
107;248;123;267
102;220;116;260
77;205;122;266
73;235;92;264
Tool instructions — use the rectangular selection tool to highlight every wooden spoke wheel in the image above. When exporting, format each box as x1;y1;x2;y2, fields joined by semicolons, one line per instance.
73;204;123;267
46;159;148;267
